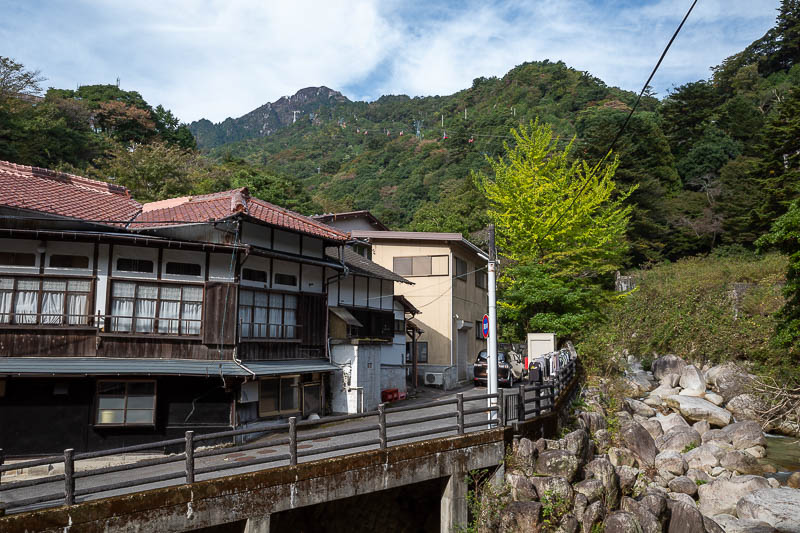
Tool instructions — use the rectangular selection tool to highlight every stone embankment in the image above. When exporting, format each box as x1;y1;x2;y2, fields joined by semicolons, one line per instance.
494;355;800;532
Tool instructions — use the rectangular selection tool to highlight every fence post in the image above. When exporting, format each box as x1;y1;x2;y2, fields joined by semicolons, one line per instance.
533;385;541;417
185;431;195;484
289;417;298;466
517;384;525;422
64;448;75;506
378;403;387;449
497;389;505;426
456;393;465;435
0;448;4;486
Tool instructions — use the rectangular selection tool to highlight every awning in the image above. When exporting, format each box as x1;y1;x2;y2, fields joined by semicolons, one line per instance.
329;307;363;327
0;357;338;377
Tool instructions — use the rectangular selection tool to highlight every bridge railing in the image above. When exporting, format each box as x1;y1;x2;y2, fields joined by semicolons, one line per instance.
0;358;577;514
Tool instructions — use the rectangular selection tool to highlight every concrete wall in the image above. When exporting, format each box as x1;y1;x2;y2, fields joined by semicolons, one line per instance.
330;344;382;414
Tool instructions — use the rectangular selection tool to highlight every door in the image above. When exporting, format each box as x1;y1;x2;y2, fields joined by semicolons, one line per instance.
457;329;468;381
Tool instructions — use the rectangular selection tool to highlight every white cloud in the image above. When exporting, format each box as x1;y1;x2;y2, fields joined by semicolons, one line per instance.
0;0;780;122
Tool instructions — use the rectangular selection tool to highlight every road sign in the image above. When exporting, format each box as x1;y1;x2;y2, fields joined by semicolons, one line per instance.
482;314;490;339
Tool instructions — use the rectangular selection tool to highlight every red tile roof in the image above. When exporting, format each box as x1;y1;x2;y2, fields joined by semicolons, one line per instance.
0;160;141;225
133;188;349;242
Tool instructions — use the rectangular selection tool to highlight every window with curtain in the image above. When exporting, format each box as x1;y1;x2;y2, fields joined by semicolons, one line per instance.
109;281;202;335
239;289;298;339
0;276;91;325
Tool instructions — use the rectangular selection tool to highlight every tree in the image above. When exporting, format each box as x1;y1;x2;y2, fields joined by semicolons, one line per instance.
0;56;44;100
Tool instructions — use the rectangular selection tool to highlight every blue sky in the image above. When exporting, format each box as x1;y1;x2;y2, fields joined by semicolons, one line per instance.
0;0;781;123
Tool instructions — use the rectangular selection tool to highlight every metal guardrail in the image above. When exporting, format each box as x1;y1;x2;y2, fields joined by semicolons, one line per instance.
0;358;578;514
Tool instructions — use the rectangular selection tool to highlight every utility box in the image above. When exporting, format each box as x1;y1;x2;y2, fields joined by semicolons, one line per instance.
527;333;556;369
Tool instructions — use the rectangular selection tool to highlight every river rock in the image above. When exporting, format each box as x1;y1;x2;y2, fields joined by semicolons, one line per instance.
652;354;687;381
603;511;642;533
582;501;605;533
616;465;639;496
664;395;732;427
685;442;724;471
579;411;608;434
693;420;711;436
669;475;698;496
562;429;591;464
712;366;755;402
625;398;656;418
680;365;706;391
529;476;574;505
704;516;726;533
668;500;705;533
608;447;637;468
620;420;657;468
573;493;588;521
725;420;767;450
650;384;681;400
737;487;800;532
745;446;767;458
702;429;732;445
656;450;688;476
720;450;764;475
507;472;538;501
643;396;662;407
585;457;621;509
641;419;664;440
658;412;690;433
574;479;605;503
535;450;579;481
515;437;536;469
655;427;702;453
705;392;724;406
710;514;778;533
626;372;654;395
621;497;661;533
697;475;771;516
686;468;712;483
558;514;579;533
661;372;681;387
594;429;612;452
499;501;543;532
787;472;800;489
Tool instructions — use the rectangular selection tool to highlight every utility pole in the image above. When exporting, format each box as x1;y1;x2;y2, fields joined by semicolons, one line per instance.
441;114;444;128
487;224;498;419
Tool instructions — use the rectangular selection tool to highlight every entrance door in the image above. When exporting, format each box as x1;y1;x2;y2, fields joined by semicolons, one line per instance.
457;329;468;381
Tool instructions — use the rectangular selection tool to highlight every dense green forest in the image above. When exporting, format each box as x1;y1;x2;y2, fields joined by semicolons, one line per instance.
1;1;799;355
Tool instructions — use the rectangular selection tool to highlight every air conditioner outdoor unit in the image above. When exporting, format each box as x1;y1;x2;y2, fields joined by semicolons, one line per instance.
425;372;444;386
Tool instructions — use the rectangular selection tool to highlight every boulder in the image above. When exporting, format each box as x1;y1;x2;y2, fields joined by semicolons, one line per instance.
712;366;754;403
621;497;661;533
562;429;592;465
625;372;655;395
535;450;580;481
667;501;705;533
724;420;767;450
664;395;732;427
686;468;712;484
710;514;778;533
703;516;726;533
702;429;732;445
669;491;697;507
585;457;621;509
609;447;637;468
640;419;664;440
737;487;800;533
620;420;658;468
679;388;706;397
787;472;800;489
652;354;687;381
506;472;538;501
745;446;767;459
655;427;702;453
705;392;725;406
720;450;764;475
693;420;711;436
650;384;681;400
726;394;764;423
581;501;605;533
669;475;698;497
515;437;537;469
641;492;668;518
499;501;543;532
593;429;612;452
616;466;639;496
574;479;605;503
697;475;771;516
603;511;643;533
529;476;574;505
625;398;656;418
657;412;690;433
643;396;662;407
679;365;706;392
573;493;589;522
557;514;579;533
769;478;781;489
684;443;724;472
656;450;688;476
661;372;681;388
579;412;608;434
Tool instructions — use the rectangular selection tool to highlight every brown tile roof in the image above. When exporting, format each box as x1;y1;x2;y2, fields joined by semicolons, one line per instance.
325;246;412;284
133;188;349;242
0;160;141;226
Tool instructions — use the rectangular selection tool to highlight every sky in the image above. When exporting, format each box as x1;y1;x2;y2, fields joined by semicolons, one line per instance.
0;0;782;124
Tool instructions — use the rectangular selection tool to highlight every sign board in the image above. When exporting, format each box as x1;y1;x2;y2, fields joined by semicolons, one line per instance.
482;314;490;339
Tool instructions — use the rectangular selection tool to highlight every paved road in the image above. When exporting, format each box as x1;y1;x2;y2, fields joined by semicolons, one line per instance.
0;387;507;515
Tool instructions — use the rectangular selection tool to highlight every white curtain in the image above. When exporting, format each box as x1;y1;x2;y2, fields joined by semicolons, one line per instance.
284;295;297;338
41;292;64;324
158;286;180;334
0;278;12;324
111;282;135;332
180;286;202;335
238;306;252;338
269;293;283;338
14;279;38;324
68;280;90;325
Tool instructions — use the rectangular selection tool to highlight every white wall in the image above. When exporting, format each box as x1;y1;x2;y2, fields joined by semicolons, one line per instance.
209;253;236;282
161;249;205;282
95;244;110;315
301;264;323;293
330;344;382;414
273;229;300;255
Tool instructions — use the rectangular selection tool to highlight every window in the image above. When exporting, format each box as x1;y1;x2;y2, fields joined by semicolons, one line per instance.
109;281;202;335
475;269;488;290
476;319;486;339
0;277;91;325
405;341;428;363
454;257;467;280
165;262;201;277
392;255;448;277
238;290;298;339
96;381;156;426
49;255;89;269
242;268;268;283
259;376;300;416
117;258;154;273
394;318;405;333
274;273;297;286
0;252;36;267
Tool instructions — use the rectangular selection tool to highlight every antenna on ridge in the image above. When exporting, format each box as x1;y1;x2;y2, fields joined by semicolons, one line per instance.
116;77;120;88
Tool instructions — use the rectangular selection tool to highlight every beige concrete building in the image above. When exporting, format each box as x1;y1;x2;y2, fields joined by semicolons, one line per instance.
350;231;489;389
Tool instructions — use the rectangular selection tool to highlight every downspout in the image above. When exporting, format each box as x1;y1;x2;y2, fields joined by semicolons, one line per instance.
229;218;256;380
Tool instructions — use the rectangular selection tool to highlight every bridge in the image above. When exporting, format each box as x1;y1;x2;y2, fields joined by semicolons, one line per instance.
0;360;579;533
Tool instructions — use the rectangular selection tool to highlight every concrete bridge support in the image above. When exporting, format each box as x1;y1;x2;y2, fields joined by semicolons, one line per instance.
440;473;467;533
243;515;270;533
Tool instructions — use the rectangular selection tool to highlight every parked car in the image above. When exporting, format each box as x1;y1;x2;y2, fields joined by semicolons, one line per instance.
473;349;525;387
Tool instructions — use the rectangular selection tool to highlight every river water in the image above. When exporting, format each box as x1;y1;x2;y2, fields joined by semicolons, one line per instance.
762;434;800;478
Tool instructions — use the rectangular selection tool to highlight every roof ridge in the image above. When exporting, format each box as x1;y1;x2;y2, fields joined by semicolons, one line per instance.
249;196;349;239
0;159;133;199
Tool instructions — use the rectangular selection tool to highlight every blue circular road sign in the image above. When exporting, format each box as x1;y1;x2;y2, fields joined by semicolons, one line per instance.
482;314;490;338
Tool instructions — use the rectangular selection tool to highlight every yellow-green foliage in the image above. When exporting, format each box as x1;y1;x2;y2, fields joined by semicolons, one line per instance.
578;253;790;377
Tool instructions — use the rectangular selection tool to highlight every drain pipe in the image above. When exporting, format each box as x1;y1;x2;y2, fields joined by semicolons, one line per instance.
232;346;256;380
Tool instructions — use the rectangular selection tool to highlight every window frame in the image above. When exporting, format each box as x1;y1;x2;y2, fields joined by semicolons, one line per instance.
94;379;157;427
475;269;488;290
406;341;428;363
453;256;467;281
238;288;300;341
258;375;301;417
392;255;449;277
0;274;93;327
106;279;204;337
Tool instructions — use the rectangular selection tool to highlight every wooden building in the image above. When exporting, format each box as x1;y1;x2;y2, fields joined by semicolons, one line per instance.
0;161;350;455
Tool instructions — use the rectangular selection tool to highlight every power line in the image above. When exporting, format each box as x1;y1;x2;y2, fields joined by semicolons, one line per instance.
533;0;699;253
